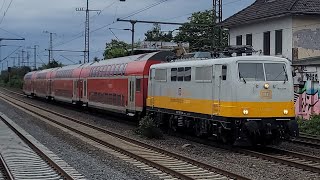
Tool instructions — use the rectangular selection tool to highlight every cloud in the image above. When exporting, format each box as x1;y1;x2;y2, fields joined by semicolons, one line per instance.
0;0;255;66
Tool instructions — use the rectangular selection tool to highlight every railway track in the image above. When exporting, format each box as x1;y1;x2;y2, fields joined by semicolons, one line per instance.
0;91;249;180
0;153;13;180
0;112;83;180
290;133;320;149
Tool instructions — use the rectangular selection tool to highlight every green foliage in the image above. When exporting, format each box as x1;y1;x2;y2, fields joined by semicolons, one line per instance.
136;115;163;139
103;39;129;59
38;60;63;70
0;66;31;89
144;23;173;42
298;115;320;135
174;10;228;51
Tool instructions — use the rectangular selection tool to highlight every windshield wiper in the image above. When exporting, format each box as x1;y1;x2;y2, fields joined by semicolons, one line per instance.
283;66;288;83
239;73;247;84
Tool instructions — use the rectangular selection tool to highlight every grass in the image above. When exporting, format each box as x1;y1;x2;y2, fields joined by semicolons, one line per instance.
135;115;163;139
298;115;320;136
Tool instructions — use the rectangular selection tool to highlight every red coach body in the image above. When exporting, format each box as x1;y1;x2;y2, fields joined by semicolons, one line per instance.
23;51;173;116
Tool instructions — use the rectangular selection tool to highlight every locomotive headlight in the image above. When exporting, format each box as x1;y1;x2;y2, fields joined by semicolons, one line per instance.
283;109;289;115
264;83;270;89
243;109;249;115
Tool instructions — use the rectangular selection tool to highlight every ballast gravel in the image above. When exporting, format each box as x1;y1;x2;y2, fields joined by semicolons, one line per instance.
2;89;320;180
0;99;160;180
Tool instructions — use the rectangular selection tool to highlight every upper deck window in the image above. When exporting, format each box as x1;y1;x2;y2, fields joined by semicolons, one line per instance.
265;63;287;81
238;63;264;81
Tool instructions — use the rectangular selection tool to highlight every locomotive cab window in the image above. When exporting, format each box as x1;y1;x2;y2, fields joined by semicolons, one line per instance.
222;65;227;80
171;68;177;81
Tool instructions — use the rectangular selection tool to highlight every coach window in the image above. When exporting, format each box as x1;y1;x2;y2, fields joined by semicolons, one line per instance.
136;79;141;92
106;65;111;76
123;63;128;76
184;67;191;81
111;65;115;76
119;64;124;76
178;67;184;81
222;65;227;80
116;64;121;75
171;68;177;81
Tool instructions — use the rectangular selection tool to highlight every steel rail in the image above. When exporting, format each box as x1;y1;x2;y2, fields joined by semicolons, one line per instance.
0;91;249;180
0;114;75;180
0;153;14;180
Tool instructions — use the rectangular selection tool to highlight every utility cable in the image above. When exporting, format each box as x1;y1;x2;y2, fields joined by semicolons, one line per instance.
0;0;13;25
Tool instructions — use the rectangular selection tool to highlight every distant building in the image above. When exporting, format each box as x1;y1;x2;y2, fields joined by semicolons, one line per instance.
220;0;320;61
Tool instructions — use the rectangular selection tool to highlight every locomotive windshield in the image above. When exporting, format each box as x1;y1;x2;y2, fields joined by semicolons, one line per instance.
238;63;287;81
238;63;264;81
265;63;287;81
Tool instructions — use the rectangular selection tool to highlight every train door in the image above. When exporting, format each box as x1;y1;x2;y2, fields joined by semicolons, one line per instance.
73;79;77;101
78;79;83;101
213;64;222;115
149;69;155;108
81;79;87;102
47;79;52;97
128;76;136;112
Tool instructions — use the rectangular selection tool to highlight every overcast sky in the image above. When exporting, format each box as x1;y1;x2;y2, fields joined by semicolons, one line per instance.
0;0;254;68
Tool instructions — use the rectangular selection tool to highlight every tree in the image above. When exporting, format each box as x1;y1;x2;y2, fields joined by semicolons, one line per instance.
144;23;173;42
38;60;63;70
174;10;228;51
103;39;129;59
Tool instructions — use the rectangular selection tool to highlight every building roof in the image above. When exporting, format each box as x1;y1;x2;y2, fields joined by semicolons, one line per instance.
220;0;320;28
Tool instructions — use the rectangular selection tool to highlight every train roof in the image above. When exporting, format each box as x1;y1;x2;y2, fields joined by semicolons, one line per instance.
151;56;290;69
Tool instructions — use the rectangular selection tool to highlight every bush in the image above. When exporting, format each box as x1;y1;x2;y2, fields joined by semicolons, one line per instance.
298;115;320;136
136;115;163;139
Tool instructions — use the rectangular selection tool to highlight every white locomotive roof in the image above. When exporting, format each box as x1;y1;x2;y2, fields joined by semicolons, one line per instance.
151;56;290;69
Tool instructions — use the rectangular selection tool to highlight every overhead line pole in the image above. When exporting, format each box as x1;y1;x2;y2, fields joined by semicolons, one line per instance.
76;0;101;63
0;38;25;73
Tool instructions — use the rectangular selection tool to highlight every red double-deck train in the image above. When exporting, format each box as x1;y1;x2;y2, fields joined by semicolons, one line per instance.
23;51;174;117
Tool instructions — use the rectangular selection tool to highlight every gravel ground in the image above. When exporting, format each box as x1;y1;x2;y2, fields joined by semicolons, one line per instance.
2;89;320;179
273;141;320;158
0;98;160;180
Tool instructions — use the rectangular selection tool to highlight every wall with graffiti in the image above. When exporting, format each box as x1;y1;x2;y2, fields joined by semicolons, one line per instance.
294;65;320;119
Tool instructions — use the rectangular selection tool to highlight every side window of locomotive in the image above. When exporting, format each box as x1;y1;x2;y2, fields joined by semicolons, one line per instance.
177;67;184;81
171;68;177;81
195;66;212;82
222;65;227;80
136;79;141;92
155;69;167;81
184;67;191;81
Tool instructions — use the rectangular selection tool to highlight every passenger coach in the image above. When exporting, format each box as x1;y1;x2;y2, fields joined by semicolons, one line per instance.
147;56;298;145
23;51;174;116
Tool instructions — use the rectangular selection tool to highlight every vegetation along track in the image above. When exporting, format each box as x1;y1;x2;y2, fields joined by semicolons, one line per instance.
0;91;249;180
0;113;79;180
290;133;320;149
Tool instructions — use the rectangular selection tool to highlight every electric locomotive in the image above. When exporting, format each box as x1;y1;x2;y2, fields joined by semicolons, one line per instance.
146;56;298;145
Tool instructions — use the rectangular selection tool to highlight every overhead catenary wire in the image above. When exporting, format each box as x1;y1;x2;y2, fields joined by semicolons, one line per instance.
0;0;13;25
119;0;169;20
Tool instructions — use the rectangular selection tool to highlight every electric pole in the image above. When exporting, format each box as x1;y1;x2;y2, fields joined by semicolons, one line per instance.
76;1;101;63
28;45;38;70
44;31;55;64
27;51;30;68
21;49;25;67
213;0;222;48
10;57;15;67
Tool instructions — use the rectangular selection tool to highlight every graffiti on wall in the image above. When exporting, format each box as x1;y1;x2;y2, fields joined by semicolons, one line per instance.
295;80;320;119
